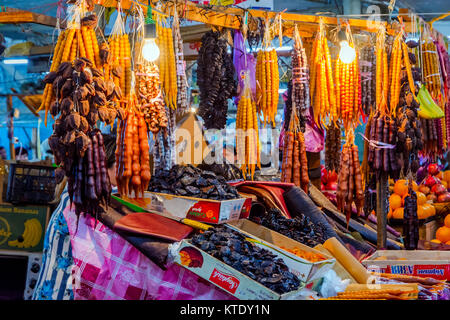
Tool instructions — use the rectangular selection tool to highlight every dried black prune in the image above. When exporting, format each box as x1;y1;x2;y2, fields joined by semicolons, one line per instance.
250;208;326;248
191;225;300;294
148;165;240;200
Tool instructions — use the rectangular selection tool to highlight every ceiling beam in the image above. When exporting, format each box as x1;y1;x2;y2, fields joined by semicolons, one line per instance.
0;7;65;28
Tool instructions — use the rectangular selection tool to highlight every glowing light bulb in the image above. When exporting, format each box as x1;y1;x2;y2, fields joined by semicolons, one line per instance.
339;41;356;64
142;38;160;62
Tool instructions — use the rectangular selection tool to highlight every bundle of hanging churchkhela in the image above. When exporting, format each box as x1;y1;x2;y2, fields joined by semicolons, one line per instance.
236;71;260;180
359;44;376;117
289;24;310;133
334;24;361;130
281;108;309;193
156;15;177;110
336;130;364;227
403;179;419;250
46;57;119;219
310;18;337;128
255;18;279;127
115;95;151;199
173;9;189;114
325;124;341;173
38;13;103;126
366;107;400;179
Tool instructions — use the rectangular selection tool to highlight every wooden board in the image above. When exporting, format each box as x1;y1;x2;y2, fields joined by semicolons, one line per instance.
0;7;64;28
98;0;409;37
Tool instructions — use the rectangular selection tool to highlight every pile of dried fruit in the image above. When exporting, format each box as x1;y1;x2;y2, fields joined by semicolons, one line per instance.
196;31;237;129
191;225;301;294
148;165;240;200
135;61;168;134
250;208;326;247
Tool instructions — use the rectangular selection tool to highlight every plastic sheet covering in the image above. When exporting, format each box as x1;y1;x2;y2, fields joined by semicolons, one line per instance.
232;30;256;105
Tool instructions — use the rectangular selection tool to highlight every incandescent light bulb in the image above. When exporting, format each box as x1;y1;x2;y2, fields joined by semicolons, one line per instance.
142;38;160;62
339;40;356;64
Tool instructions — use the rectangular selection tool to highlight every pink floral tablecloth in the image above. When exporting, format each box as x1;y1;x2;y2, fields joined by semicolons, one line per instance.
63;206;234;300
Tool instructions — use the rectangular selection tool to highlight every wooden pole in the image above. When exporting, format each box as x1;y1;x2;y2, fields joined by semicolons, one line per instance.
376;172;388;249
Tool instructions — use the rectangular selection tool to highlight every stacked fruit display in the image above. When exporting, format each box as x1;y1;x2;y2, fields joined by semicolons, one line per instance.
388;179;436;220
321;166;338;191
431;214;450;245
417;164;450;204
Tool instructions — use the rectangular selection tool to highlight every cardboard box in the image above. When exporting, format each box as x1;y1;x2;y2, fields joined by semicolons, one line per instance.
114;191;250;224
362;250;450;281
226;219;336;283
0;203;49;252
173;239;305;300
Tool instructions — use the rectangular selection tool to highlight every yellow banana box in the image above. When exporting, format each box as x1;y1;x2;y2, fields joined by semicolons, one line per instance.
0;204;50;252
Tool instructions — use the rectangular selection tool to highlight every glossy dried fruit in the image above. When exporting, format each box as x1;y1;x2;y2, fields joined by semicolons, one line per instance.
66;113;81;130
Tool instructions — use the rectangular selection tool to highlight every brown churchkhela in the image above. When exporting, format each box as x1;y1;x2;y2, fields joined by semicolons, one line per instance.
336;131;364;227
115;97;151;199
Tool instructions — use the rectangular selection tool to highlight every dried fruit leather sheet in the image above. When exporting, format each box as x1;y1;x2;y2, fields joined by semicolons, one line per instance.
323;237;373;285
96;198;174;270
113;212;193;242
230;181;293;218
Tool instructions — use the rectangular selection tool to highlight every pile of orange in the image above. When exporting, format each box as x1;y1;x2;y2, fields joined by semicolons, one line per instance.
437;170;450;189
388;179;436;220
431;214;450;245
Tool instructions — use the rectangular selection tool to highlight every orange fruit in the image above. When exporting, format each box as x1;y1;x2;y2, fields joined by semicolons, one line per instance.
387;208;393;219
393;207;404;219
444;170;450;183
442;180;448;189
446;241;450;245
401;193;410;206
416;192;427;205
421;204;435;218
417;205;426;219
412;181;419;192
436;226;450;243
394;180;409;197
431;239;441;244
445;214;450;228
389;194;402;211
436;171;444;181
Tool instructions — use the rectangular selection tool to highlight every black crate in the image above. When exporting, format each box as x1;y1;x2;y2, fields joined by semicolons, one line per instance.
6;163;56;204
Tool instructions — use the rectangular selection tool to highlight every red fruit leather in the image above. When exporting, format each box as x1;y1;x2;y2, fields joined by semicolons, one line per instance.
229;181;293;219
113;212;194;242
256;185;291;219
